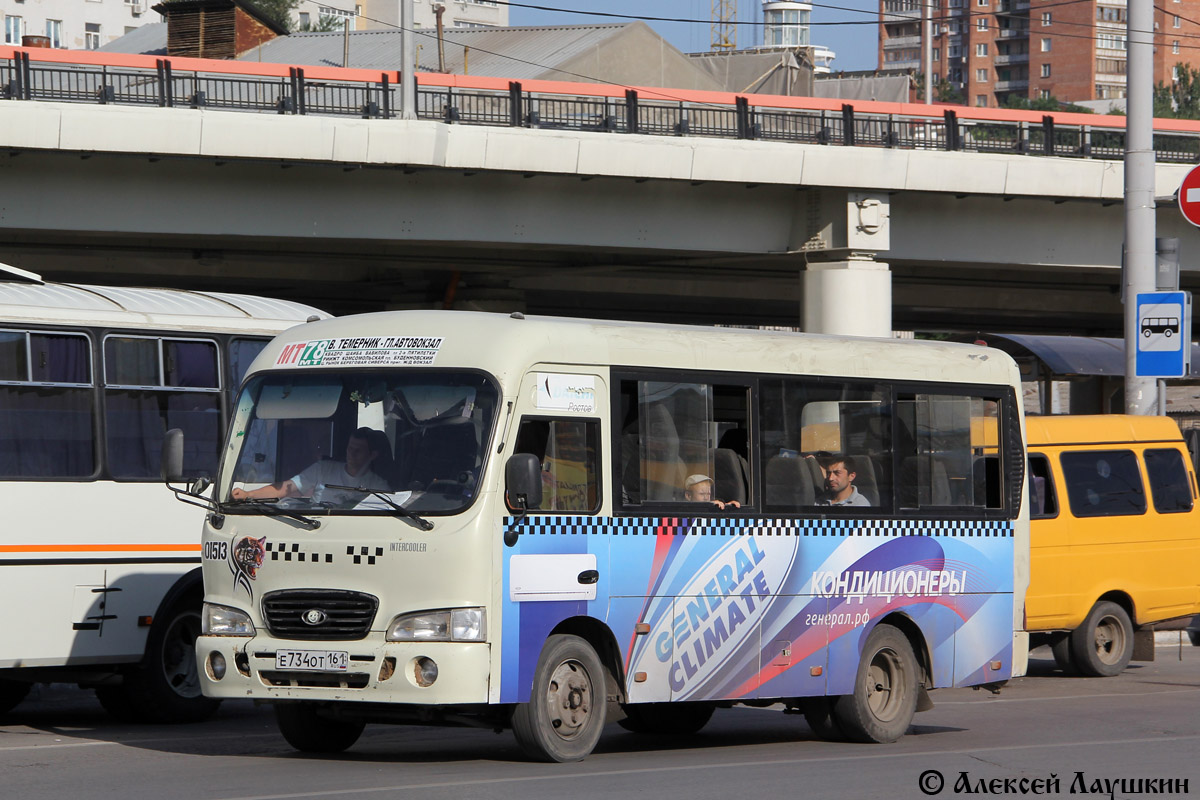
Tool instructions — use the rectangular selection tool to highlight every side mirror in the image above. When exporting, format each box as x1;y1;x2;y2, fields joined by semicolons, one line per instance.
505;453;542;513
161;428;185;484
189;476;212;496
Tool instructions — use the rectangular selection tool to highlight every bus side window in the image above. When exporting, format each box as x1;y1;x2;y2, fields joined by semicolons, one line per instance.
1143;448;1194;513
513;417;600;513
0;330;96;479
1027;453;1057;518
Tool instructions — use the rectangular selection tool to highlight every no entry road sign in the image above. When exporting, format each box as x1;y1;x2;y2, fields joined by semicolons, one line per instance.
1178;164;1200;227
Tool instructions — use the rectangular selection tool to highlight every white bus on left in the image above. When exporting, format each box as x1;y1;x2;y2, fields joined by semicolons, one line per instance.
0;264;327;722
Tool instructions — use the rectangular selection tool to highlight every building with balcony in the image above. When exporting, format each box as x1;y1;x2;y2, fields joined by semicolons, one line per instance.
878;0;1200;108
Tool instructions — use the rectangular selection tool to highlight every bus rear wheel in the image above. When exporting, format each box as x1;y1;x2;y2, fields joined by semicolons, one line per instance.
833;624;918;743
618;702;714;735
98;601;220;723
1070;601;1133;677
275;704;365;753
512;634;606;762
801;696;848;742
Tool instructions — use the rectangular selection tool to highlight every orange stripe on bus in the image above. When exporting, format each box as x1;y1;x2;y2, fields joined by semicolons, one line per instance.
0;544;201;553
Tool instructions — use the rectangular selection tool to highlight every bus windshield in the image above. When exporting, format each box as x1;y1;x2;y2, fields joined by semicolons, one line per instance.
224;370;500;514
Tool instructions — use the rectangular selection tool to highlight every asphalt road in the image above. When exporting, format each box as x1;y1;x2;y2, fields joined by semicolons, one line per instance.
3;645;1198;800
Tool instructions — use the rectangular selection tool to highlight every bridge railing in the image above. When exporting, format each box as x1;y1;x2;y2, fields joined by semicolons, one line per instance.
4;47;1200;164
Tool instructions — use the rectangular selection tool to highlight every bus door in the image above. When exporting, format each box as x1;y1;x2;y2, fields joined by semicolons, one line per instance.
499;370;609;704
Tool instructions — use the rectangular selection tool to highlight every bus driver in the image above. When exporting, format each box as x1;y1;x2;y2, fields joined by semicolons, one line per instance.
231;426;389;507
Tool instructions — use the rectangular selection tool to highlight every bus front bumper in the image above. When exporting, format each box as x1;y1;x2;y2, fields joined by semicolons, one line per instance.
195;634;491;705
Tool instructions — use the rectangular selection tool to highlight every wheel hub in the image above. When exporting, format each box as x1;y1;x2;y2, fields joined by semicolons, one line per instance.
546;660;592;740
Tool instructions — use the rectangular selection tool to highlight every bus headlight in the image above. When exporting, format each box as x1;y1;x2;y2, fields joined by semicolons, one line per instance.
202;603;256;636
386;608;486;642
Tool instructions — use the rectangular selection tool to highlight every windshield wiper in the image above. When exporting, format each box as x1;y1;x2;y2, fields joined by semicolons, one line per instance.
325;484;435;531
221;498;321;530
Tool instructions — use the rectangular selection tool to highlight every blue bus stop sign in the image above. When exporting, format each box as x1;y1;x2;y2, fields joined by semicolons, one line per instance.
1135;291;1191;377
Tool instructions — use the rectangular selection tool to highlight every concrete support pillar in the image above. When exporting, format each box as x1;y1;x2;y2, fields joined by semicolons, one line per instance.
802;254;892;337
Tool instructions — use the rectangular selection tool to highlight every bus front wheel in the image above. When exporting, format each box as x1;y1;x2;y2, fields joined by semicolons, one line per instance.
275;703;365;753
833;624;918;743
1070;601;1133;677
512;634;607;762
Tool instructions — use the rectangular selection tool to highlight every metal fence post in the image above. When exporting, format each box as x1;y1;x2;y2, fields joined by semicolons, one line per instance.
1017;120;1029;153
676;101;689;135
817;110;830;144
156;59;174;107
841;103;855;147
1081;124;1092;157
625;89;639;134
884;114;897;147
1041;115;1054;156
736;96;756;140
508;81;522;127
7;51;26;100
381;73;391;119
943;109;959;151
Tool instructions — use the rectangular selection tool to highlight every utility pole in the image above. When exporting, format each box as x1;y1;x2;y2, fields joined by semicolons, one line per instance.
1123;0;1156;413
433;3;447;73
923;0;932;104
399;0;417;119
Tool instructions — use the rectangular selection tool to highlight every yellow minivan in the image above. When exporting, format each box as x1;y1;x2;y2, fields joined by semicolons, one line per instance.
1025;415;1200;676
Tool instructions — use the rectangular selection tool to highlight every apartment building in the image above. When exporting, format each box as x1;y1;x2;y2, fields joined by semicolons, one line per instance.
343;0;505;33
1;0;504;51
3;0;155;49
878;0;1200;108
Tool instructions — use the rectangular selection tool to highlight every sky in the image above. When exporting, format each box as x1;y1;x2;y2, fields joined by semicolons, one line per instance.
507;0;881;72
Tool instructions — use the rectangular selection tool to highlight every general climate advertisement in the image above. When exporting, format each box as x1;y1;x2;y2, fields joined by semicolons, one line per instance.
499;516;1014;704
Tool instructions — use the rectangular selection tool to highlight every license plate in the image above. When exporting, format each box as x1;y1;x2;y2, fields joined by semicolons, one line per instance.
275;650;349;672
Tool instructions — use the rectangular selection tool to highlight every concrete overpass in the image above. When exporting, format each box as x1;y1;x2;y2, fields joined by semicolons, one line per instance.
3;46;1200;335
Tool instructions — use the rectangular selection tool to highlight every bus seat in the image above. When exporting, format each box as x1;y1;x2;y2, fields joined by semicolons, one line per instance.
972;456;1001;507
714;447;748;505
803;456;826;500
412;418;478;488
766;455;814;508
900;456;952;508
717;428;748;460
641;404;685;501
853;456;881;506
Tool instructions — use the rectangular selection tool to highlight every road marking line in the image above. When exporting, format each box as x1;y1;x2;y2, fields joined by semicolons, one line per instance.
213;734;1200;800
0;741;116;753
934;687;1200;705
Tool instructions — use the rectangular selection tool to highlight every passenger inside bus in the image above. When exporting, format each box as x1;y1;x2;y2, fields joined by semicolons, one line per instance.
814;455;873;507
683;473;741;510
231;426;389;507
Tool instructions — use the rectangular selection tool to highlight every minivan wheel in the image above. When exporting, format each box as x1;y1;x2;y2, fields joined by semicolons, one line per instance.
1070;601;1133;677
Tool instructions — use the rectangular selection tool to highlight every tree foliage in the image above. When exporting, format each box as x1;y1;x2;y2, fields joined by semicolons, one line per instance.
242;0;298;31
912;74;964;104
1152;63;1200;119
299;14;349;31
1003;94;1093;114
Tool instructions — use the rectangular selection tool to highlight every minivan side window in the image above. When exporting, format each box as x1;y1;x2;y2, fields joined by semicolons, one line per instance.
1143;448;1194;513
1059;450;1146;518
1027;453;1057;518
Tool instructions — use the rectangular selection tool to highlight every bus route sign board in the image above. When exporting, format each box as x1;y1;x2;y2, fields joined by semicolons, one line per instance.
1135;291;1192;377
1179;164;1200;227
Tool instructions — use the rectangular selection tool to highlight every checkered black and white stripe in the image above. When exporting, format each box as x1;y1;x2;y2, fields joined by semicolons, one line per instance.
506;516;1013;539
